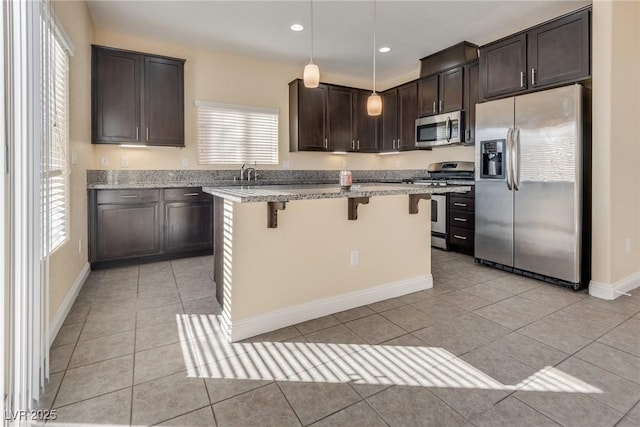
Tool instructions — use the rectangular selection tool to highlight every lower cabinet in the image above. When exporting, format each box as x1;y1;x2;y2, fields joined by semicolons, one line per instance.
448;188;475;256
89;188;213;267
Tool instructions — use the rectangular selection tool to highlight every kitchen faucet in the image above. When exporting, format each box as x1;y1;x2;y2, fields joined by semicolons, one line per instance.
239;163;246;181
245;167;256;181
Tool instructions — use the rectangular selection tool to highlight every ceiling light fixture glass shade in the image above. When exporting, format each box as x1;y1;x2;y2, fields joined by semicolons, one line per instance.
367;1;382;116
303;0;319;88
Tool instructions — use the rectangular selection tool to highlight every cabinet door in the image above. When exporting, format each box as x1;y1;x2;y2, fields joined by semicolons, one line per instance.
327;86;355;151
164;201;213;253
439;67;463;113
417;75;438;117
296;83;329;151
144;56;185;146
464;61;479;144
380;90;398;152
92;47;142;143
354;90;378;152
528;10;590;88
479;34;527;100
398;82;418;150
96;203;160;260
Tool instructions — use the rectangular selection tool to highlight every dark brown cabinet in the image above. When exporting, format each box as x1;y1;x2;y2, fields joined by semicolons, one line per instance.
289;79;329;151
479;7;590;101
417;75;438;117
397;82;418;150
380;90;399;152
463;61;479;144
354;90;378;152
448;188;475;256
89;188;213;268
418;67;463;117
327;86;354;152
92;45;185;146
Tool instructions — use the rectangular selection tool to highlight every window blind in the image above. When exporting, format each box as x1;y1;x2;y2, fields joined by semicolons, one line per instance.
196;100;279;165
44;32;69;254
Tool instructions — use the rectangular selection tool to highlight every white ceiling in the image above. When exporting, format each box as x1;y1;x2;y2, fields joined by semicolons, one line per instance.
87;0;591;86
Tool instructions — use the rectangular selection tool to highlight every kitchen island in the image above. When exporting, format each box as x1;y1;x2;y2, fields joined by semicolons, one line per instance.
202;183;471;341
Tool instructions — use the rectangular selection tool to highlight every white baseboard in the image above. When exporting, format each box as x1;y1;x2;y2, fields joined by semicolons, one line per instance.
230;274;433;342
589;272;640;300
49;262;90;346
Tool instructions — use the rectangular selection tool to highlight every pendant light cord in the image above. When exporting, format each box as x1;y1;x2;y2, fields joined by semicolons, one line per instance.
310;0;314;63
372;0;376;94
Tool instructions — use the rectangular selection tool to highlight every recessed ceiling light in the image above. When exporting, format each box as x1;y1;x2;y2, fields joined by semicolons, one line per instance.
379;47;391;53
290;24;304;32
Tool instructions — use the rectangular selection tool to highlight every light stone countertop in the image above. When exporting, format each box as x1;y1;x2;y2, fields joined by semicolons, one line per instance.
202;183;472;203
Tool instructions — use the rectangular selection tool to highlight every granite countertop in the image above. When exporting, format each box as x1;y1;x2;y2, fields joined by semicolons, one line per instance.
202;183;472;203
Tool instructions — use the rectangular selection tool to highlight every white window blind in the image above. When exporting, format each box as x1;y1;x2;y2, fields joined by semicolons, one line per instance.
44;31;69;254
196;100;279;165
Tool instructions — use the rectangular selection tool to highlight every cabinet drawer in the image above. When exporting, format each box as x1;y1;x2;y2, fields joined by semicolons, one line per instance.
450;196;474;211
450;209;475;230
163;188;212;202
97;189;160;204
449;226;474;255
454;187;475;198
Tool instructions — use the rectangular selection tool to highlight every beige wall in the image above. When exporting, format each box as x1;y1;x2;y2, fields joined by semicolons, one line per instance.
226;195;430;321
92;30;474;172
49;0;94;322
591;0;640;286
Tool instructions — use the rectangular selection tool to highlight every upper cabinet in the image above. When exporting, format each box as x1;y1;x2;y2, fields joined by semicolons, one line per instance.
289;79;329;151
380;82;418;152
418;67;463;117
479;7;590;101
92;45;185;147
463;61;479;144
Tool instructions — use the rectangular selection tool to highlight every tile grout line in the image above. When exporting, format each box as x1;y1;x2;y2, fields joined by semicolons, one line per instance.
129;265;141;427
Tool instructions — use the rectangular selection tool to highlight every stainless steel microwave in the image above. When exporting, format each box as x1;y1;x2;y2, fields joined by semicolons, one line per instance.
415;111;463;148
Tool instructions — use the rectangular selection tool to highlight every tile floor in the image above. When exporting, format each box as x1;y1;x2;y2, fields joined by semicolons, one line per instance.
42;251;640;426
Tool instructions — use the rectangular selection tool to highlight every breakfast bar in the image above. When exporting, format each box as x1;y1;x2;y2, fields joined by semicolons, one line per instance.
203;183;471;341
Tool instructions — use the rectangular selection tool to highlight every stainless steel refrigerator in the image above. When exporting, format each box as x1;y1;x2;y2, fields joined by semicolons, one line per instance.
475;84;589;289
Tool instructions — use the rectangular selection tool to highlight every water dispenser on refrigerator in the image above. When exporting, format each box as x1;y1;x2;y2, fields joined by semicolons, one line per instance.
480;139;505;179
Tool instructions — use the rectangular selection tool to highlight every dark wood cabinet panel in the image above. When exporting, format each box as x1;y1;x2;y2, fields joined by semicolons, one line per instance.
398;82;418;150
380;90;398;152
327;86;355;151
464;61;479;144
92;45;185;146
447;188;475;256
439;67;463;113
289;80;328;151
92;48;141;143
528;10;590;88
479;34;527;100
417;75;438;117
96;203;160;260
354;90;378;152
164;202;213;253
144;56;185;146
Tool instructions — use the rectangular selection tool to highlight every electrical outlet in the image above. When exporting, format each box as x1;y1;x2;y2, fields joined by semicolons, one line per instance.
350;250;359;266
100;157;109;166
78;239;82;253
626;238;632;254
181;158;189;168
120;156;129;167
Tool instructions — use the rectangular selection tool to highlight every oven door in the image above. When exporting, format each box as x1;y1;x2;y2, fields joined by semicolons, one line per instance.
416;111;462;148
431;194;448;249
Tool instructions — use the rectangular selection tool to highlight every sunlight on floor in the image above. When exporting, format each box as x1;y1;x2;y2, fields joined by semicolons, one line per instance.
176;314;602;394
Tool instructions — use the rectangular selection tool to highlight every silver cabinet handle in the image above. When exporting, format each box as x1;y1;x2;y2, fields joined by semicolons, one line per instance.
351;140;355;150
439;100;443;112
183;193;199;196
324;138;328;149
513;127;521;191
453;202;467;207
465;128;471;142
119;195;138;198
453;217;468;222
506;128;514;190
357;140;360;150
531;68;536;86
453;234;468;240
136;127;139;140
432;101;436;113
392;139;396;150
520;71;525;88
146;127;149;141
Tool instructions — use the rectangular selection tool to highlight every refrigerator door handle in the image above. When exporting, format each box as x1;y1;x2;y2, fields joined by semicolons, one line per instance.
506;128;514;190
513;127;521;191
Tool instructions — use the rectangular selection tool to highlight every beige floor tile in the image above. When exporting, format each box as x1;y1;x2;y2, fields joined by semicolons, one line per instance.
379;304;435;332
518;285;587;310
79;313;136;341
366;386;466;426
310;401;386;427
413;322;489;356
52;323;83;347
249;325;301;343
38;372;63;410
333;306;376;323
132;371;209;426
54;355;133;407
519;319;593;354
203;377;272;404
431;387;508;419
545;308;628;339
410;298;467;326
50;344;74;374
366;297;406;313
469;396;560;427
597;318;640;357
135;320;181;351
212;383;301;427
157;406;216;426
474;295;558;330
345;314;406;344
69;330;135;368
482;332;568;370
295;315;340;335
48;388;131;426
574;341;640;384
136;302;184;328
134;342;192;384
438;290;494;311
278;381;361;425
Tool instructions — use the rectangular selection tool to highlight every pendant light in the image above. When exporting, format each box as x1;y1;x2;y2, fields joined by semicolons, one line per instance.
367;0;382;116
303;0;320;88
